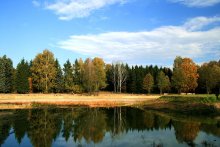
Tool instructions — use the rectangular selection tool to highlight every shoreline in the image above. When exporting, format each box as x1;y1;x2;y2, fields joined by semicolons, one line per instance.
1;94;220;114
0;93;159;109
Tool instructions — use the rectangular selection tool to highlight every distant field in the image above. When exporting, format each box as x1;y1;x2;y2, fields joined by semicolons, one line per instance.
0;92;160;109
1;93;219;111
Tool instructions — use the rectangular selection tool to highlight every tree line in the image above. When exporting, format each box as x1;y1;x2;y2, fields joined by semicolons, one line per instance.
0;49;219;94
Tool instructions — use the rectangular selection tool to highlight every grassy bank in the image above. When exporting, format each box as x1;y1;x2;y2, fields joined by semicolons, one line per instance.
143;94;220;115
160;94;219;103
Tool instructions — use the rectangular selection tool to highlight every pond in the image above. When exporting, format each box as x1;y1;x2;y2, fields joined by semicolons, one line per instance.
0;107;220;147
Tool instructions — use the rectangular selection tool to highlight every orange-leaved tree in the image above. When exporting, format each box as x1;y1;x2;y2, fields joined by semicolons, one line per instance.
181;58;199;93
172;57;199;93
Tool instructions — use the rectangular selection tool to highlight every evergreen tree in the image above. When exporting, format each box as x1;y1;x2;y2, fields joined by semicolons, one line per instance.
130;67;137;93
135;66;145;93
0;57;6;93
0;55;14;93
53;59;64;93
28;60;33;93
73;58;84;88
63;59;74;93
162;67;173;81
105;64;114;91
16;59;30;93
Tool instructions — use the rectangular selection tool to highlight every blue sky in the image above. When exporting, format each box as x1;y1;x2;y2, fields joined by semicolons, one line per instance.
0;0;220;67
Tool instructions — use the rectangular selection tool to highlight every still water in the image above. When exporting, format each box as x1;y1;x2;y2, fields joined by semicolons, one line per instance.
0;107;220;147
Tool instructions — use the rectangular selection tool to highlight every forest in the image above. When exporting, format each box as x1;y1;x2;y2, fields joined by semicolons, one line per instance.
0;49;219;94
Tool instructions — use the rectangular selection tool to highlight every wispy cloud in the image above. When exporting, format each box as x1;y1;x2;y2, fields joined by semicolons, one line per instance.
183;16;220;31
32;0;40;7
45;0;127;20
57;16;220;65
169;0;220;7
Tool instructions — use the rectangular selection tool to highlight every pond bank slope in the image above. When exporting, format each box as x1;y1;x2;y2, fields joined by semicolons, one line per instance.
143;95;220;115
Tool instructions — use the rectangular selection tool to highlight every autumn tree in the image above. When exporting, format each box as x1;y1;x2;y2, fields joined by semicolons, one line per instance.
172;57;198;93
63;60;74;93
157;71;170;94
28;109;62;147
31;50;56;93
0;55;14;93
92;57;106;91
199;62;220;94
181;58;199;92
82;58;96;94
173;120;200;144
15;59;30;93
143;73;154;94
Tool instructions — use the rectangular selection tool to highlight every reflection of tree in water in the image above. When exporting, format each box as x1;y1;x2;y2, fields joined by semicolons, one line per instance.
60;107;83;142
73;108;107;144
1;108;220;146
112;107;127;137
201;123;220;138
142;111;155;129
131;109;171;130
126;108;148;130
12;110;29;144
201;140;217;147
155;114;171;130
173;120;200;144
0;114;12;146
27;109;62;147
61;108;76;141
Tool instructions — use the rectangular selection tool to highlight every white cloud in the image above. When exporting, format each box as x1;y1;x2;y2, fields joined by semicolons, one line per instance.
169;0;220;7
183;16;220;31
57;16;220;65
45;0;127;20
32;0;40;7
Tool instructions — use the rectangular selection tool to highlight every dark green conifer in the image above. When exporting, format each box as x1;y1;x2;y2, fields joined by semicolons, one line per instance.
16;59;30;93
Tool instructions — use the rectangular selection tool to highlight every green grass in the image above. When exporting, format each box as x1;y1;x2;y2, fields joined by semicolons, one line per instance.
160;94;219;103
31;102;58;108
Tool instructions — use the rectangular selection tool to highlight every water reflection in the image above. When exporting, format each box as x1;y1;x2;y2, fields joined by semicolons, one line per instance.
0;107;220;146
